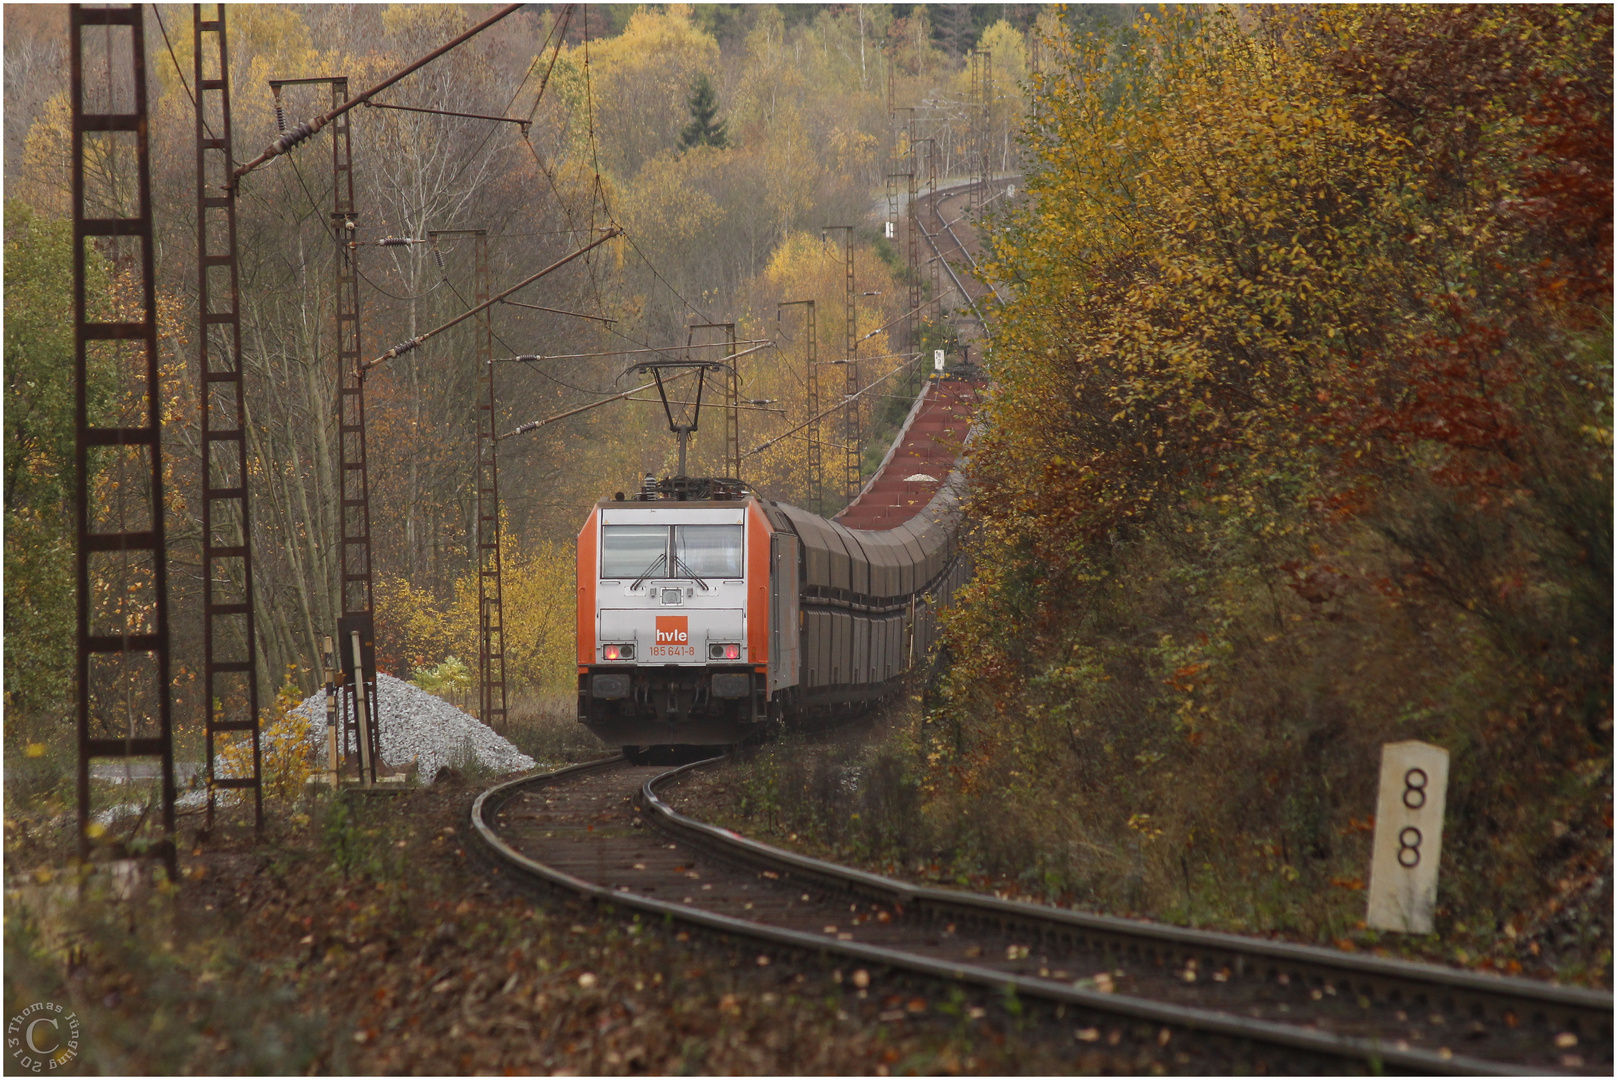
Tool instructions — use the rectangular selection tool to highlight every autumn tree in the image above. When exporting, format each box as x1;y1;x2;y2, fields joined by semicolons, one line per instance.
931;5;1611;938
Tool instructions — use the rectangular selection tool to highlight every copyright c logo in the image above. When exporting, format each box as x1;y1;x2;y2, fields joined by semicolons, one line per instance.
26;1018;59;1054
7;1002;80;1072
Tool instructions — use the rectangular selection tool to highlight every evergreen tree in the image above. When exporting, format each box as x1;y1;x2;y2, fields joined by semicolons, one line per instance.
927;4;976;57
678;73;729;150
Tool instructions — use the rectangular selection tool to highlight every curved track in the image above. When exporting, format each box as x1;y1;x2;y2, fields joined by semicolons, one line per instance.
913;179;1013;323
472;757;1612;1076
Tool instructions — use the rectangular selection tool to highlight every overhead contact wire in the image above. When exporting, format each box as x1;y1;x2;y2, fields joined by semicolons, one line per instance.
234;3;525;179
431;272;615;396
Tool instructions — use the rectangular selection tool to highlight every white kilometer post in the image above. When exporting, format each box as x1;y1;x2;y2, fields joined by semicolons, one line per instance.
934;349;945;372
323;635;339;784
351;630;373;787
1366;740;1449;934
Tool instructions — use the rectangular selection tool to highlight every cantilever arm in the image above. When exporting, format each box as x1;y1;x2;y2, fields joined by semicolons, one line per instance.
360;229;621;374
234;4;525;180
500;369;699;440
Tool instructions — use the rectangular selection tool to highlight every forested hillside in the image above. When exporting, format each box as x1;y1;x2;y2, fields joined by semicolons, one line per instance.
922;5;1611;973
3;3;1034;734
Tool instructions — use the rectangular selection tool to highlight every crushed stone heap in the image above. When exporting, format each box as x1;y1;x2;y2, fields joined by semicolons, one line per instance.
290;672;535;783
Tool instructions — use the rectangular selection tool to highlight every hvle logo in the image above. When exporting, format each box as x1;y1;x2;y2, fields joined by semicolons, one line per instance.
653;615;692;657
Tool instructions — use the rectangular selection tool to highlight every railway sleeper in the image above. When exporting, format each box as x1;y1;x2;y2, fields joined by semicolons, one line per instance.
472;759;1611;1074
637;757;1612;1056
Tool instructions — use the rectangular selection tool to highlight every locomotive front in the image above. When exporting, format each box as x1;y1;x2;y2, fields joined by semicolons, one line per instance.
576;492;774;747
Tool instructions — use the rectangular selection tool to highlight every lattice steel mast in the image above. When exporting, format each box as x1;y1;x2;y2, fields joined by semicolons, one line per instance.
270;74;380;783
969;49;993;212
822;225;859;501
330;78;381;783
195;4;262;829
921;138;940;325
72;2;175;875
431;229;505;732
778;300;819;512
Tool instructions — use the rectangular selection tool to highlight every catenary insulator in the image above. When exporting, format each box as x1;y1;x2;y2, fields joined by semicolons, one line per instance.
263;115;326;159
274;103;287;133
382;336;425;362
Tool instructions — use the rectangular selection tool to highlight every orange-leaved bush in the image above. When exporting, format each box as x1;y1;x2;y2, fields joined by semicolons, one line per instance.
920;6;1609;959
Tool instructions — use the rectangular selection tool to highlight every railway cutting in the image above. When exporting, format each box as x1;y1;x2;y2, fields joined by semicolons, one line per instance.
475;756;1613;1076
18;5;1607;1073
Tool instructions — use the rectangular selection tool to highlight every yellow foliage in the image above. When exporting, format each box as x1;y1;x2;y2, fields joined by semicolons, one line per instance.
377;534;576;700
733;231;905;510
14;93;72;216
576;6;722;178
216;676;313;803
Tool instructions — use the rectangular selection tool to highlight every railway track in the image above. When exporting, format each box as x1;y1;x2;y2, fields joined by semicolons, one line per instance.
917;180;1011;317
472;756;1611;1075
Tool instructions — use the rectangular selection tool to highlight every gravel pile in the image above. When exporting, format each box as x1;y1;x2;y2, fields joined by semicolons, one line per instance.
95;789;208;827
290;673;535;783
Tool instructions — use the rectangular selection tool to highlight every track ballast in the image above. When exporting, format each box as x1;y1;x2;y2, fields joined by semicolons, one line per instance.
472;756;1612;1076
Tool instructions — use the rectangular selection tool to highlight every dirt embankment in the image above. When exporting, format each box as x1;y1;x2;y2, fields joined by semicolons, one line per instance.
4;777;1099;1075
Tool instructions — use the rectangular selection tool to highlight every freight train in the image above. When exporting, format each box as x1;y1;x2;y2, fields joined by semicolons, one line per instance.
576;375;982;755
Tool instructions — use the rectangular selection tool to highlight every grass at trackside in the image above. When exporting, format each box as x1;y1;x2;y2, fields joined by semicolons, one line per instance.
668;701;1612;991
5;773;1133;1075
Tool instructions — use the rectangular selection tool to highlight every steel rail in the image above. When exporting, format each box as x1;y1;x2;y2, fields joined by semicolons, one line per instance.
641;758;1612;1033
472;760;1607;1075
917;177;1018;316
935;190;1012;306
917;217;984;328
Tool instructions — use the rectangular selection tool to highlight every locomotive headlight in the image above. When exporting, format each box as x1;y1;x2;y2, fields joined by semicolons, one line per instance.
708;643;741;660
603;643;635;661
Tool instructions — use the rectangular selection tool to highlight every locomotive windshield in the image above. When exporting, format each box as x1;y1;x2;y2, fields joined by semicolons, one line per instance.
675;525;743;578
600;524;743;580
600;525;668;578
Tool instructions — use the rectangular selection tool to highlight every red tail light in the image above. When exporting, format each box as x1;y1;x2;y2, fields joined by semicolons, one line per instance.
603;643;635;661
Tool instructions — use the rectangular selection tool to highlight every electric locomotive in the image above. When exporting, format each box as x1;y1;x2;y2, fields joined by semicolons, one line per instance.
576;376;981;753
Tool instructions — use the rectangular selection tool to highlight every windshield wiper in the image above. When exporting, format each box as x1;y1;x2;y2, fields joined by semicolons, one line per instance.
673;553;711;591
630;552;667;591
